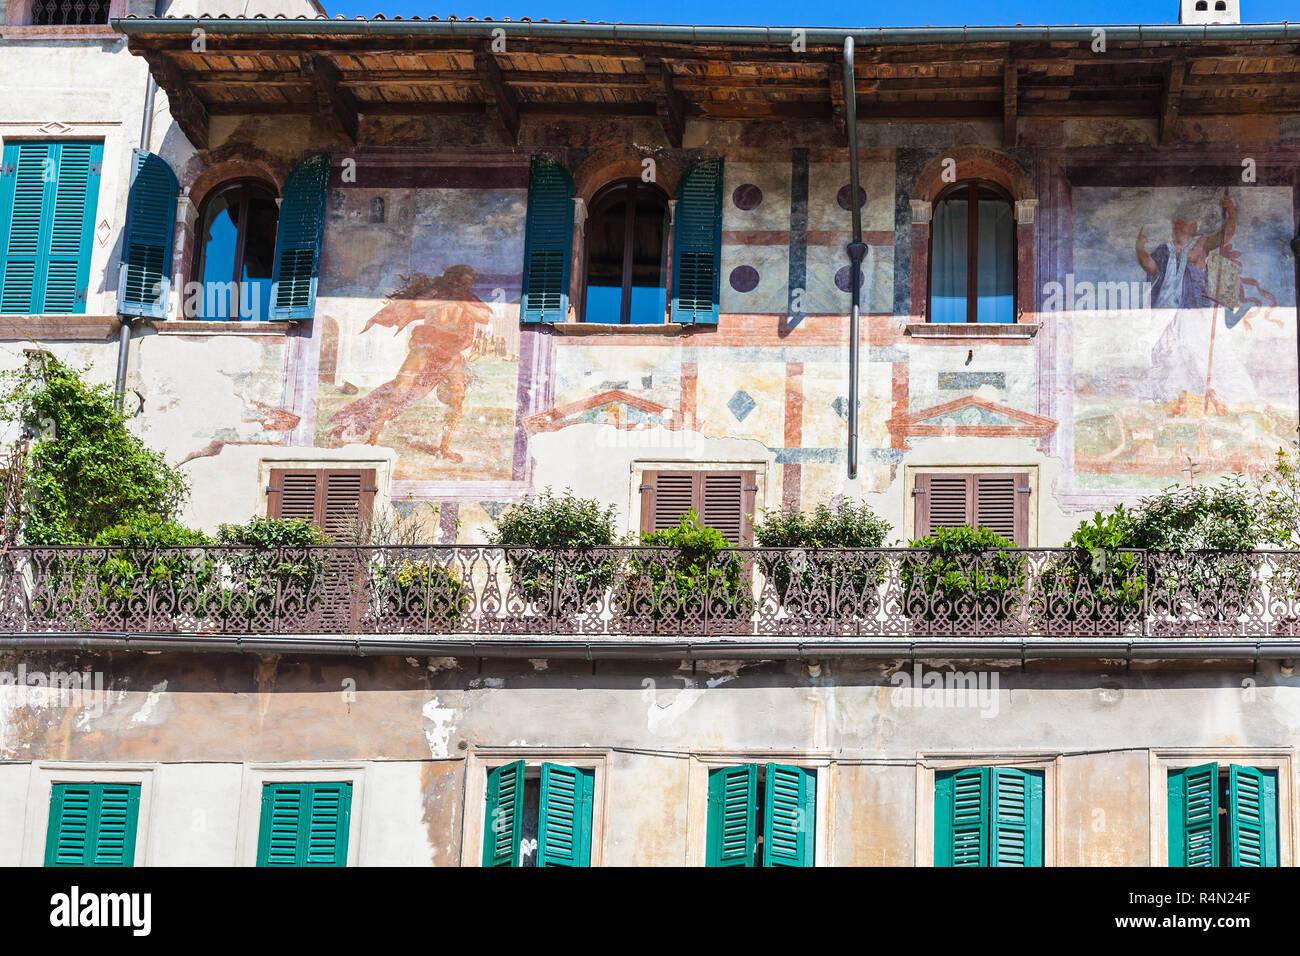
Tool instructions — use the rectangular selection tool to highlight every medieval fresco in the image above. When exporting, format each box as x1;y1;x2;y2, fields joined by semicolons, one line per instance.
314;186;526;484
1067;184;1298;490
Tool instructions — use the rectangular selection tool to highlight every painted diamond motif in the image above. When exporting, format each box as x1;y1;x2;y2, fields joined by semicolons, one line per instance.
727;390;756;422
96;219;112;247
831;396;856;421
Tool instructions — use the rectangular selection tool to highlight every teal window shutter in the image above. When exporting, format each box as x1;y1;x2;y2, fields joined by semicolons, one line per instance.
1228;765;1277;867
482;760;525;867
269;153;329;321
935;767;989;867
1168;762;1219;867
538;762;594;867
670;158;723;325
520;155;574;324
256;781;351;867
45;783;140;867
118;149;178;318
762;763;816;867
0;141;101;315
990;767;1044;867
705;764;757;867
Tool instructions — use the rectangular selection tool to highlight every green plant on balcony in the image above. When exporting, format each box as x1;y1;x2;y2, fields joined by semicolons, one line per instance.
484;489;621;614
626;510;751;626
899;525;1026;627
213;517;330;624
367;555;465;627
753;501;890;619
1036;507;1145;630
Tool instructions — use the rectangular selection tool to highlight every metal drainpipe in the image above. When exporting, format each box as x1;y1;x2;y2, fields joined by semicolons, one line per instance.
843;36;865;480
1292;228;1300;426
113;0;168;411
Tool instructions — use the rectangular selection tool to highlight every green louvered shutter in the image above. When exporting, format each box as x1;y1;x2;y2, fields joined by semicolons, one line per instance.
257;781;351;866
1168;763;1219;867
705;764;757;867
1228;765;1277;868
119;149;177;317
935;767;989;867
0;141;101;315
538;762;594;867
671;158;723;325
990;768;1043;867
482;760;525;867
45;783;140;867
269;153;329;321
520;156;573;323
762;763;816;867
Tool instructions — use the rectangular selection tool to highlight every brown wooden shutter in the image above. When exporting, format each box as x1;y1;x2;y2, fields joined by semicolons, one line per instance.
266;468;377;540
974;472;1029;546
639;469;754;544
914;473;973;538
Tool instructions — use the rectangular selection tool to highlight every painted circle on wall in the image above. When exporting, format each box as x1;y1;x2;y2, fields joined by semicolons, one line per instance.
834;265;865;292
732;183;763;210
729;265;761;293
836;184;867;210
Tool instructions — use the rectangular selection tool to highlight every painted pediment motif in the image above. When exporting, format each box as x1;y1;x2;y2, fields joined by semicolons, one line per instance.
886;396;1057;444
525;389;683;433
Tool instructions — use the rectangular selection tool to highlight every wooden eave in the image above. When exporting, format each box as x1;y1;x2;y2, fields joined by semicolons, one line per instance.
120;32;1300;150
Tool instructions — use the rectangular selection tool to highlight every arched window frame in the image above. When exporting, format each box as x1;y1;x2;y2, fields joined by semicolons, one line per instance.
577;176;671;325
926;179;1018;325
190;178;281;322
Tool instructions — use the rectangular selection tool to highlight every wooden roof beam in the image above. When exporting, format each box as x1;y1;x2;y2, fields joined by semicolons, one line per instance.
1003;59;1018;148
148;56;210;151
829;63;848;147
1160;57;1187;146
643;56;686;147
475;49;520;146
304;55;359;146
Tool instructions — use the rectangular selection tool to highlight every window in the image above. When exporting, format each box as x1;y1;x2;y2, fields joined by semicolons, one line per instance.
194;181;279;321
0;141;102;315
1168;764;1277;867
581;178;668;324
187;154;328;322
706;763;816;867
638;469;756;544
912;471;1030;545
45;783;140;867
266;468;376;540
928;181;1015;324
934;767;1043;867
483;762;594;867
520;156;723;326
256;782;352;867
29;0;110;25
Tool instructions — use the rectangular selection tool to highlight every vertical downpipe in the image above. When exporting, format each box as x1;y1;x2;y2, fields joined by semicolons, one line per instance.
114;0;167;410
1292;228;1300;427
843;36;865;480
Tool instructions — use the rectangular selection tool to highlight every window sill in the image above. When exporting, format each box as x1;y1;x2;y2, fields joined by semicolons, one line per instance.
544;321;694;336
0;315;121;340
0;26;121;40
146;319;300;337
905;323;1039;340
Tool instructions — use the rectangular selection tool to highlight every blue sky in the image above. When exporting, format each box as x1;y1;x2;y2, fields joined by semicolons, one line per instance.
322;1;1295;26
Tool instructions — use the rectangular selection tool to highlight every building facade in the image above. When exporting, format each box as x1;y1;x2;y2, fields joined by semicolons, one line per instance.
1;6;1300;866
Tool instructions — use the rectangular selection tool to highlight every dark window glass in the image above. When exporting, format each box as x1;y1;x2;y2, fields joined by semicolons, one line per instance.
582;179;668;324
930;182;1015;324
30;0;110;25
195;182;279;321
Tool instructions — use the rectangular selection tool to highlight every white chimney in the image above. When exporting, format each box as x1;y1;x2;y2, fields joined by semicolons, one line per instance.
1180;0;1241;24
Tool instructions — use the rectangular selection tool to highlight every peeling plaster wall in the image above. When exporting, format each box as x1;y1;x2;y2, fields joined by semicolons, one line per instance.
2;651;1298;864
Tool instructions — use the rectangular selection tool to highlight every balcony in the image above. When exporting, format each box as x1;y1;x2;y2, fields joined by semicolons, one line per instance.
2;546;1299;659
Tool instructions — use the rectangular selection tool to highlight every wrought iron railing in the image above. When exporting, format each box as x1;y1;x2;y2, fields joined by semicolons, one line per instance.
3;545;1300;641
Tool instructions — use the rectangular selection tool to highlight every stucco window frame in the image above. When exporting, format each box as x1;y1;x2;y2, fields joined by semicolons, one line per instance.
914;752;1063;867
629;459;769;541
20;761;158;867
902;463;1039;545
0;123;125;329
1148;747;1295;868
235;762;369;867
685;750;835;867
462;747;611;867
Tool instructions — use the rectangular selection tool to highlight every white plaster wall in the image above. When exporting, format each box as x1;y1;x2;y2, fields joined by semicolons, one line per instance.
0;762;30;866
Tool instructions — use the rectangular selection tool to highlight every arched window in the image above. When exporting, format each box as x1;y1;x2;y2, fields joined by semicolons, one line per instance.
581;178;669;324
194;180;279;321
928;181;1016;324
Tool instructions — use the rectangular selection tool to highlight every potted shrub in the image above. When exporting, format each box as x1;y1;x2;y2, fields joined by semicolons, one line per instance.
1035;507;1145;636
753;501;890;631
213;517;330;631
624;510;752;635
899;525;1026;635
